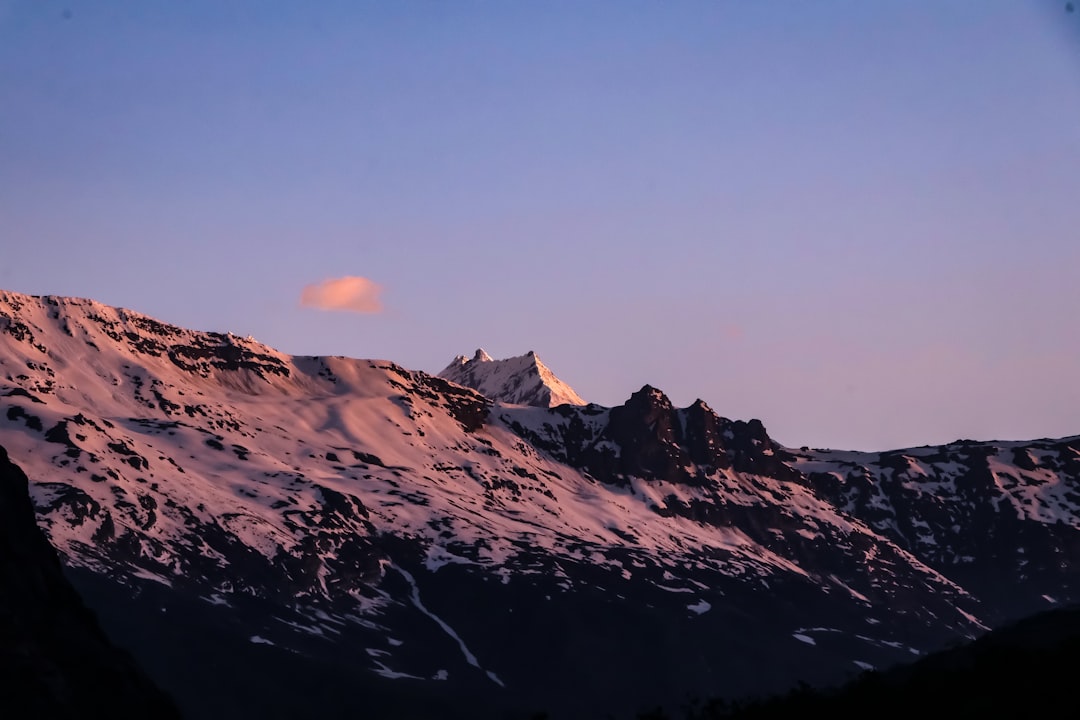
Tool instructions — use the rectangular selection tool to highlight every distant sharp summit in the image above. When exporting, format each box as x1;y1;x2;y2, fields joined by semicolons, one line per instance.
439;347;586;408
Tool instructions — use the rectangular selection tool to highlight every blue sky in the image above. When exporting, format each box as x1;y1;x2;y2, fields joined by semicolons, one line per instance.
2;1;1079;450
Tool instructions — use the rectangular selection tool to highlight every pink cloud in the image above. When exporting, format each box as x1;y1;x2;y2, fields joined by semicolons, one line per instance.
300;276;383;314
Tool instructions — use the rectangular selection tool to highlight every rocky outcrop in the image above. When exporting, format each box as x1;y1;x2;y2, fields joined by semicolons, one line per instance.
504;385;799;488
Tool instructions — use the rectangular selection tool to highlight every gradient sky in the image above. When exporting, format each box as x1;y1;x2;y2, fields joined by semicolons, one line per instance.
3;1;1079;451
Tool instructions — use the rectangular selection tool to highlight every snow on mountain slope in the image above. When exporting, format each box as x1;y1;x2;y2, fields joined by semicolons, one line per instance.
786;439;1080;618
3;288;1080;718
439;348;586;407
0;291;868;613
0;292;809;591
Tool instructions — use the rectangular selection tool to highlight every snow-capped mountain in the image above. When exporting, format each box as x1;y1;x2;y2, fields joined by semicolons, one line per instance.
2;289;1079;719
439;347;586;407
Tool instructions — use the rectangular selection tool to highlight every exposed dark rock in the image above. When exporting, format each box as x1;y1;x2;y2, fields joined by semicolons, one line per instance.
6;405;43;432
167;336;289;380
587;385;694;486
508;386;798;490
415;373;490;432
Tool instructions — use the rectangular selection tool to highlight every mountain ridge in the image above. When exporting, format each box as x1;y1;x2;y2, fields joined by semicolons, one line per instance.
2;287;1079;718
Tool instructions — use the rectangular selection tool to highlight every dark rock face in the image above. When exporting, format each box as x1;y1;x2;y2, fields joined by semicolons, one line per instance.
166;336;290;379
0;445;179;719
413;372;491;433
604;385;693;484
506;385;798;489
683;399;732;469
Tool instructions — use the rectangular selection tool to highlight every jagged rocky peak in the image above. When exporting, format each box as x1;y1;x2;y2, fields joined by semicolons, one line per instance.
593;385;796;484
438;347;586;408
448;348;495;366
627;384;674;411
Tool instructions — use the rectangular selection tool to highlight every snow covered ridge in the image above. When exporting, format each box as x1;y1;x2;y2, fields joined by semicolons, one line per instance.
439;347;586;408
3;287;1080;717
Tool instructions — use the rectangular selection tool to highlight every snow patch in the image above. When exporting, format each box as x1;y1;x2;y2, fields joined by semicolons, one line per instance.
372;661;423;681
393;564;505;688
687;599;711;615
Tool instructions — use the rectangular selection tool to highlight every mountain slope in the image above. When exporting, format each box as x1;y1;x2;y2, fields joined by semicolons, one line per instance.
439;348;586;407
1;289;1079;718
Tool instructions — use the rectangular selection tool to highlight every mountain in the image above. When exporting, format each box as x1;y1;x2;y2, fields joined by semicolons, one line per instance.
681;603;1080;718
1;288;1079;719
0;444;179;718
439;347;586;407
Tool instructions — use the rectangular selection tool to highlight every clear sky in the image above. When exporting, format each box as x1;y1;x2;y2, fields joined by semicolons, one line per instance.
2;1;1079;451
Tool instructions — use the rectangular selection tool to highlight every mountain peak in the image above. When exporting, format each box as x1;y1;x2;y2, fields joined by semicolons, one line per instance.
439;350;585;408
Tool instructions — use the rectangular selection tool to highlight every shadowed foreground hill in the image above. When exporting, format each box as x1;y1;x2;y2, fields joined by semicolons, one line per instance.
664;604;1080;719
0;445;179;719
